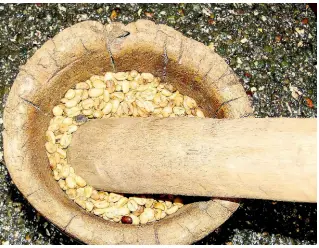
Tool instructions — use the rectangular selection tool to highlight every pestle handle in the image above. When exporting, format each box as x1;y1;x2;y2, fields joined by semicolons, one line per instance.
68;117;317;203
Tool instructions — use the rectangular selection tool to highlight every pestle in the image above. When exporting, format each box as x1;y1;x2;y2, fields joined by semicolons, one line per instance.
68;117;316;203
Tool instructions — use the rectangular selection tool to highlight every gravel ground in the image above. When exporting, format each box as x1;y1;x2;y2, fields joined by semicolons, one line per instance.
0;3;317;245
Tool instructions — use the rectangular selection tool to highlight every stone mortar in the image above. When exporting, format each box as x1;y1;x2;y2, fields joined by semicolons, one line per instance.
3;20;252;244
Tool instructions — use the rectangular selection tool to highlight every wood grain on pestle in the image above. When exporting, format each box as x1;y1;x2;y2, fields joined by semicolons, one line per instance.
68;117;317;203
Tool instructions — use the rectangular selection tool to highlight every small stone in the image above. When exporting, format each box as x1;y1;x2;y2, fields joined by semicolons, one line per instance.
240;38;248;43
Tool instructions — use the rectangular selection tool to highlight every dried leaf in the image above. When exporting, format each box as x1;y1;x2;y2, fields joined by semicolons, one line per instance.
301;18;309;25
208;18;216;25
275;35;282;42
178;9;185;16
305;98;314;108
110;10;118;20
145;12;154;18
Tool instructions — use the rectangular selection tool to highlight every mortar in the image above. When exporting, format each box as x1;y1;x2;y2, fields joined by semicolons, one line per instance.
3;20;253;244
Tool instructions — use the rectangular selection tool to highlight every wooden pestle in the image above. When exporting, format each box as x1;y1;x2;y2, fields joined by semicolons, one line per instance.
68;117;317;203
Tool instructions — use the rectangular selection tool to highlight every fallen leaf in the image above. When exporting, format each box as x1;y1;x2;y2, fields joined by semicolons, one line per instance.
244;72;252;78
145;12;154;18
208;18;215;25
246;90;253;97
178;9;185;16
275;35;282;42
305;98;314;108
301;18;309;25
110;10;118;20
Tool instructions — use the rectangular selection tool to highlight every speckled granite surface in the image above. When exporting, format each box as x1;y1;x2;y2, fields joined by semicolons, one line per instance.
0;3;316;245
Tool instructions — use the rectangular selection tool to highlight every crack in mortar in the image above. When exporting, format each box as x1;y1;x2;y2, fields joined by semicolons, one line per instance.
199;183;207;192
177;222;195;239
217;67;235;81
69;27;90;53
178;38;184;65
153;225;160;245
19;96;48;116
26;188;40;198
215;201;235;214
236;173;245;188
213;96;242;118
103;24;134;73
47;51;60;68
105;37;116;73
19;68;37;81
48;39;60;68
36;58;49;70
195;52;207;76
240;112;255;118
117;31;130;38
79;37;89;52
258;186;270;198
28;52;89;107
116;231;125;245
162;36;168;82
154;27;174;83
202;207;214;219
63;214;79;231
136;227;140;244
202;53;219;81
